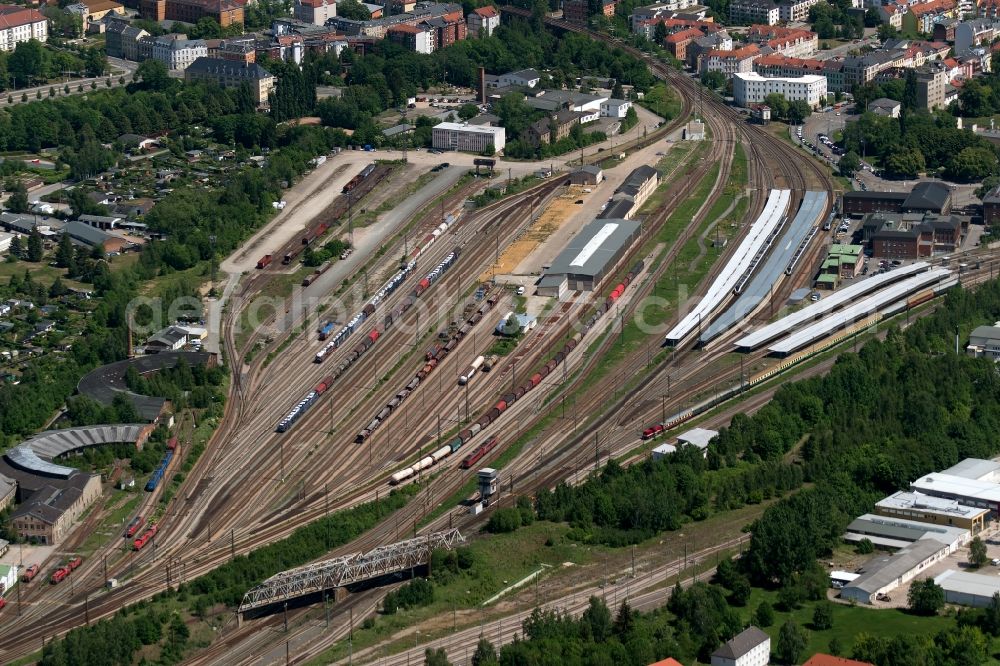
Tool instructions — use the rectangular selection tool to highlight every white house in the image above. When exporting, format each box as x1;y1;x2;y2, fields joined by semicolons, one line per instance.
0;563;16;594
0;6;46;51
467;5;499;36
498;68;541;88
600;98;632;117
711;626;771;666
733;72;827;108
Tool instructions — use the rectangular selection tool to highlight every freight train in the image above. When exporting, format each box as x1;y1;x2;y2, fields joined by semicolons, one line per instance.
459;355;485;385
276;375;333;433
303;261;332;287
256;255;273;269
302;222;330;246
314;256;419;363
387;260;647;485
145;449;174;492
357;284;494;444
343;163;377;194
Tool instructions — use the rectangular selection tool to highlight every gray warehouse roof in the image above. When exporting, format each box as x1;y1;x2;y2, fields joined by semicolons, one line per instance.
65;220;113;247
77;351;212;421
842;539;946;597
544;218;641;279
846;513;969;546
6;424;148;478
940;458;1000;481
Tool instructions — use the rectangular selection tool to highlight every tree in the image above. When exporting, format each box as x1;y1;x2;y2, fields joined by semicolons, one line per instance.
133;59;171;91
337;0;371;19
83;48;106;78
26;226;42;262
486;508;521;533
908;578;945;616
55;231;74;270
854;536;874;554
654;20;668;44
839;151;861;177
8;233;21;259
458;103;479;121
471;638;498;666
701;70;726;90
424;647;451;666
611;80;624;99
970;536;989;568
9;40;48;87
786;100;811;125
877;23;897;41
753;601;774;628
812;602;833;630
6;181;28;213
946;147;998;183
776;620;808;665
885;147;925;178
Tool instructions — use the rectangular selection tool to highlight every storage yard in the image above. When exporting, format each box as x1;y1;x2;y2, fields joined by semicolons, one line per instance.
16;10;1000;666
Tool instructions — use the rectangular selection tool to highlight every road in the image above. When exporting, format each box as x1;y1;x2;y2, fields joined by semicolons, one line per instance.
0;57;136;108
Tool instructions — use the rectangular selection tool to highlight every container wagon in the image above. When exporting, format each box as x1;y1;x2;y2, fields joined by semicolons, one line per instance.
459;355;485;385
276;375;334;433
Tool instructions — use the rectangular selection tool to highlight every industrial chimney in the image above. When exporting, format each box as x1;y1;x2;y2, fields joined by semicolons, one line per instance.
479;66;486;105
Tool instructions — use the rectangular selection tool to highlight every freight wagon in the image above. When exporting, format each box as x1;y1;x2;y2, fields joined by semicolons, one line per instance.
256;255;272;269
386;260;648;486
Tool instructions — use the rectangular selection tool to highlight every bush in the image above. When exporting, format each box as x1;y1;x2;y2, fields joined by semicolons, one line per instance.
486;507;522;534
383;578;434;614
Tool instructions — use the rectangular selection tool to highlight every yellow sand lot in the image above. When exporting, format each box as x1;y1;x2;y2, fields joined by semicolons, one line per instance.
480;186;589;281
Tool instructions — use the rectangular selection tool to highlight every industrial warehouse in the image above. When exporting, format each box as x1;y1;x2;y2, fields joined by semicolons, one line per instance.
537;218;642;297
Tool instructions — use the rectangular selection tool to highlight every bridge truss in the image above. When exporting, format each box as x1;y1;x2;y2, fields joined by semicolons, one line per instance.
238;529;465;613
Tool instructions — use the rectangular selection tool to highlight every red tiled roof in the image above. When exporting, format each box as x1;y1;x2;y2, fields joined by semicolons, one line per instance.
388;23;423;33
647;660;684;666
473;5;498;16
707;44;760;59
910;0;954;16
665;27;703;43
803;655;873;666
0;5;45;28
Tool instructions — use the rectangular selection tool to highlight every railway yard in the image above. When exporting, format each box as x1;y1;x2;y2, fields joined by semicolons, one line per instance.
6;13;1000;666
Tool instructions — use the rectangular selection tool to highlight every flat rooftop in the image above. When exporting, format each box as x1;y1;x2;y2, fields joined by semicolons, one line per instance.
912;472;1000;504
935;569;1000;598
940;458;1000;482
877;490;988;520
545;218;641;279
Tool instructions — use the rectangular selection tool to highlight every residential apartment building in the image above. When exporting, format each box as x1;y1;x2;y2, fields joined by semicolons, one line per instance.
629;0;698;34
140;0;244;27
431;122;506;153
387;23;432;52
152;34;207;70
686;30;733;68
0;6;47;51
755;54;847;91
711;627;771;666
729;0;780;25
467;5;499;36
665;27;702;59
329;3;462;39
778;0;824;21
105;18;149;59
185;57;276;108
747;24;817;58
905;0;957;33
293;0;335;25
955;19;994;54
915;61;948;109
699;44;761;77
733;72;827;107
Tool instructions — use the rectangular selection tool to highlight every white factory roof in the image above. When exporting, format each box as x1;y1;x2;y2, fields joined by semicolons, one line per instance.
735;261;932;350
652;443;677;457
569;223;618;267
941;458;1000;482
935;570;1000;598
831;570;860;582
767;268;951;354
912;472;1000;504
877;491;988;520
433;122;505;136
734;72;826;85
676;427;718;450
